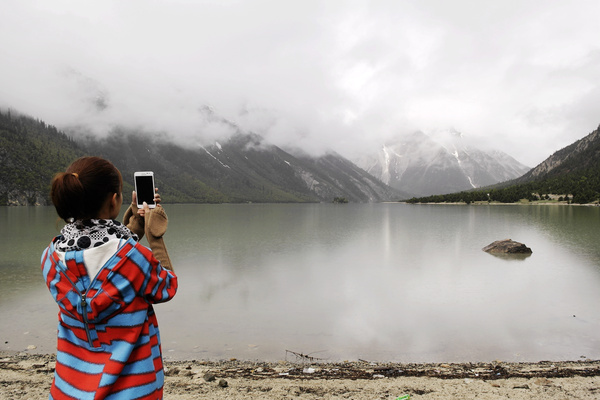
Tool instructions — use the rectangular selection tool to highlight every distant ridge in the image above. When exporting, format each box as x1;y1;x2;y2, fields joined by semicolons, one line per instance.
517;125;600;182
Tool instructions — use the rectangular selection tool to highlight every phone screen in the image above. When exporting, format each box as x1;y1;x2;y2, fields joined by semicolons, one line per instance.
135;175;155;206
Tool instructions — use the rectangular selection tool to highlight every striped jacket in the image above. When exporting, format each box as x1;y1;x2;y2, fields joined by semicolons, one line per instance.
41;237;178;400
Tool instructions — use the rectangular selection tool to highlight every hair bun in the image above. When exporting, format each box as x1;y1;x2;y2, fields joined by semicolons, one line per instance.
51;156;122;222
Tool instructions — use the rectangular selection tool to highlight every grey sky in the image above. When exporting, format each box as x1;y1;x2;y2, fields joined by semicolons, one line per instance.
1;0;599;166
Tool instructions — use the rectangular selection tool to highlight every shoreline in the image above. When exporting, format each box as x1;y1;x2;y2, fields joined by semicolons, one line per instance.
3;351;599;399
399;200;600;206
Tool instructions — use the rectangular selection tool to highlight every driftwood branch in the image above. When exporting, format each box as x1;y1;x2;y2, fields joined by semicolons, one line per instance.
285;350;327;362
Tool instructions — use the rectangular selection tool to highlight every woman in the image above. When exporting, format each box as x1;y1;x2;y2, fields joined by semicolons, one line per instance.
41;156;178;400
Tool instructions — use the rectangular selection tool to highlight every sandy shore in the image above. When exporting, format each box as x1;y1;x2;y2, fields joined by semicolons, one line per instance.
2;351;599;399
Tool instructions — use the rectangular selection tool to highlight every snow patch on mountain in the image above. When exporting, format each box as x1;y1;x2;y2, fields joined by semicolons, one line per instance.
203;147;230;169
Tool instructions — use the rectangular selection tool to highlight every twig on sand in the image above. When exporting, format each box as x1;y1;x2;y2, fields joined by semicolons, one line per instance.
285;350;327;363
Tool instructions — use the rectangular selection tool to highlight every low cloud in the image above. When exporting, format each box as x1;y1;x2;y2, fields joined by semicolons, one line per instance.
2;0;600;166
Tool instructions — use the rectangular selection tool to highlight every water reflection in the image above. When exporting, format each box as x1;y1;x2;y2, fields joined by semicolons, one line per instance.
1;204;599;362
485;253;532;261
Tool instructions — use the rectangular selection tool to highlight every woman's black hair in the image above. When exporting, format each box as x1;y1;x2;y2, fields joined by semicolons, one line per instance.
51;156;122;222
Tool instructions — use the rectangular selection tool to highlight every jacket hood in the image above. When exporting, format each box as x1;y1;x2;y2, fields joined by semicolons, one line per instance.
43;238;137;325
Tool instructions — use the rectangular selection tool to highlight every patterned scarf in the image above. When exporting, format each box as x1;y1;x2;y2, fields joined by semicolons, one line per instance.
54;219;138;252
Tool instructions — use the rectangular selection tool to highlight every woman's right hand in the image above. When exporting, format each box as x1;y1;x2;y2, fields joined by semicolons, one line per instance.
136;188;161;218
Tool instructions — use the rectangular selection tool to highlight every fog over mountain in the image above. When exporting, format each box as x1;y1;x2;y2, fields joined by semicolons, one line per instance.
356;129;530;197
2;0;600;168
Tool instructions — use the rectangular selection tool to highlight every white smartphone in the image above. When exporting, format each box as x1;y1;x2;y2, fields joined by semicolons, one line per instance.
134;171;156;208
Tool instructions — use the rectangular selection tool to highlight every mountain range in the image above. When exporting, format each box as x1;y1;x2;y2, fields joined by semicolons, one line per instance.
7;106;594;206
355;129;530;197
0;109;404;206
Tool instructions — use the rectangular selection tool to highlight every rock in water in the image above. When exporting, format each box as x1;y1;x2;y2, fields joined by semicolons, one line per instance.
482;239;532;254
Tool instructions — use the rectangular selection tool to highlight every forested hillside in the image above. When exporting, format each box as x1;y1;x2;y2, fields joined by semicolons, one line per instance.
407;124;600;205
0;109;401;206
0;110;85;205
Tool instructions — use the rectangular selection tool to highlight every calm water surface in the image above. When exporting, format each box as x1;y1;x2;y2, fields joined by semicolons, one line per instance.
1;203;599;363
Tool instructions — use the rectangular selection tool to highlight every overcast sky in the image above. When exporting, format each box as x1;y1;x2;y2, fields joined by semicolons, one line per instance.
1;0;600;166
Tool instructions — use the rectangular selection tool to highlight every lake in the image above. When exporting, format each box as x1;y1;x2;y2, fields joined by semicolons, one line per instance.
1;203;599;363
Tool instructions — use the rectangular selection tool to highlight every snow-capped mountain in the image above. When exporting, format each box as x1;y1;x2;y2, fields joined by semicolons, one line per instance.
355;130;531;197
